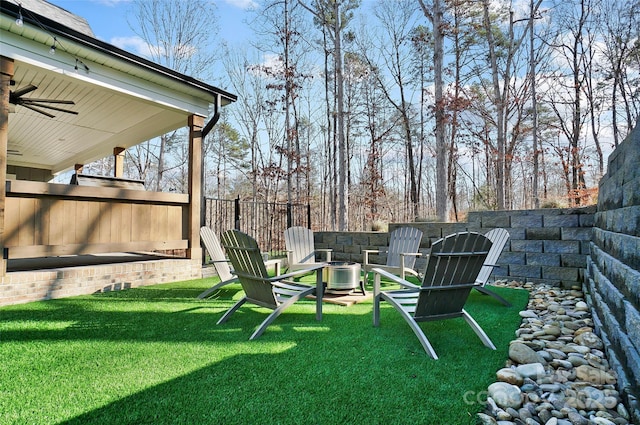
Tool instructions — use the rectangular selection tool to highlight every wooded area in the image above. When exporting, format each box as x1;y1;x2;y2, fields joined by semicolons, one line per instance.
82;0;639;232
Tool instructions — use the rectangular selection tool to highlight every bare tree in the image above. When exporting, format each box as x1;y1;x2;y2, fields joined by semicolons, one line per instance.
127;0;219;192
300;0;360;231
418;0;447;221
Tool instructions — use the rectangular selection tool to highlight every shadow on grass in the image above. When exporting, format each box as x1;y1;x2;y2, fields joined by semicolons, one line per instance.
1;281;529;425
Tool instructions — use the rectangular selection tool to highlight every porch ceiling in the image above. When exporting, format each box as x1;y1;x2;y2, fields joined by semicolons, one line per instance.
1;0;236;175
8;60;195;174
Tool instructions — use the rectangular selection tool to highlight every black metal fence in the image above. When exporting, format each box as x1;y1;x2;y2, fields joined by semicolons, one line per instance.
203;197;310;257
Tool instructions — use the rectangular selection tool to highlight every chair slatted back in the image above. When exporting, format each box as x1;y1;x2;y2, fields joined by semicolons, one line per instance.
284;226;316;265
221;229;278;309
386;227;423;269
475;228;510;285
415;232;491;321
200;227;235;283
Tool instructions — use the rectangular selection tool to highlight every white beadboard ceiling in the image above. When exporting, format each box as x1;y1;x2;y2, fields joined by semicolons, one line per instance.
8;60;191;173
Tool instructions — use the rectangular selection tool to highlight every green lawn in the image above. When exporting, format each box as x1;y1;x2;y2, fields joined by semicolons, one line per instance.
0;277;528;425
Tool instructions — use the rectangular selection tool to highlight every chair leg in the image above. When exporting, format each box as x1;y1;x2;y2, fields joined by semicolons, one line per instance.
475;286;512;307
250;287;317;340
462;309;496;350
383;294;439;359
217;297;247;324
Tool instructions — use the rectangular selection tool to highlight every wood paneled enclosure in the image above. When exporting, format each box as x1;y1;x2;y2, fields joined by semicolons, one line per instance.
4;180;189;259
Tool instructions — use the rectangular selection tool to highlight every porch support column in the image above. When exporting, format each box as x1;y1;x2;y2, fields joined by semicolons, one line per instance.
187;114;203;261
113;147;125;178
0;57;14;276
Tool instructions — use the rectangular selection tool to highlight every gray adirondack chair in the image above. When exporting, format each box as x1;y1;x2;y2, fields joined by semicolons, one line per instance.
474;228;511;306
372;232;496;359
284;226;332;271
219;229;324;340
197;226;238;299
363;227;423;284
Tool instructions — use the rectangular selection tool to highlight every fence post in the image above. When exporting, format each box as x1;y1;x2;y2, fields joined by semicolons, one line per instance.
307;204;311;229
287;202;292;228
234;196;241;230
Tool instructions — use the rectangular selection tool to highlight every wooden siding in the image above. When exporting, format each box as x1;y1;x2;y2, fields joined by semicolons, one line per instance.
4;180;189;258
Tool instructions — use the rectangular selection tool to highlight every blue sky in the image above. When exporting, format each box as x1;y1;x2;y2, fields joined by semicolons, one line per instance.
50;0;254;54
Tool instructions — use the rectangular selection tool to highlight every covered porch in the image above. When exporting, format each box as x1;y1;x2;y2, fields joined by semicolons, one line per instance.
0;0;236;305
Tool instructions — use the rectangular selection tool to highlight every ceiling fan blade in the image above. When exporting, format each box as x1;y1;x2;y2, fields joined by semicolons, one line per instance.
21;103;78;115
20;103;56;118
21;98;76;105
11;85;38;98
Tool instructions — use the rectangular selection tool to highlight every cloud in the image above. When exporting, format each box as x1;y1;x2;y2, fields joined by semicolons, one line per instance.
222;0;259;10
110;36;154;58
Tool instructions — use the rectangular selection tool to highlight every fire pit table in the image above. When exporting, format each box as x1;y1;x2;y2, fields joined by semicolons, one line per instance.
323;261;366;294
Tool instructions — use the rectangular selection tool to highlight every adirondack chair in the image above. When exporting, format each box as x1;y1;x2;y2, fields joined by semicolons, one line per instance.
372;232;496;359
363;227;423;285
197;226;238;299
284;226;332;272
474;228;512;306
219;229;324;340
198;227;283;299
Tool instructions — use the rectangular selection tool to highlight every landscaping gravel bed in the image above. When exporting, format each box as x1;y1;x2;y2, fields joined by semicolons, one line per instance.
478;281;634;425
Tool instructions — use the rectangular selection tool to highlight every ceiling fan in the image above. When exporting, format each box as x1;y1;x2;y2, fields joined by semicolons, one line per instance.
9;83;78;118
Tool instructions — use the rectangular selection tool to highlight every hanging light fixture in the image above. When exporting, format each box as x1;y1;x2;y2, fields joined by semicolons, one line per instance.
15;5;23;26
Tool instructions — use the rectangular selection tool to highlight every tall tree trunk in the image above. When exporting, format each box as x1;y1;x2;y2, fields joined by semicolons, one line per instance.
530;0;540;208
334;1;348;230
419;0;447;221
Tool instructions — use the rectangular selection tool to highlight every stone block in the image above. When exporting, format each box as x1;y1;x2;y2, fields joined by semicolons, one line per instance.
352;233;371;246
506;228;526;240
413;223;447;239
561;227;593;241
561;253;588;268
622;205;640;237
623;175;640;209
509;264;542;279
526;252;561;267
579;213;595;227
466;213;482;228
317;232;337;245
544;214;579;228
439;222;468;236
511;214;543;228
367;233;388;246
343;244;361;255
526;227;561;240
481;214;511;228
500;251;526;265
542;266;579;282
511;240;543;253
626;301;640;352
544;240;581;254
492;265;509;278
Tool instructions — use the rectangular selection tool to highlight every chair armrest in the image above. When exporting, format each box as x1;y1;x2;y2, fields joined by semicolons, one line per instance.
267;263;325;282
363;249;380;265
371;267;420;296
399;252;422;258
315;248;332;262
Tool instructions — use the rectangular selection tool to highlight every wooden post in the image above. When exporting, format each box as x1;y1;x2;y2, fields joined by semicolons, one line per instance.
0;57;14;276
113;147;125;178
187;115;203;261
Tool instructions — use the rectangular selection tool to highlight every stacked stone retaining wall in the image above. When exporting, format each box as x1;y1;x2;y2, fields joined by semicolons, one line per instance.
315;206;595;289
585;119;640;423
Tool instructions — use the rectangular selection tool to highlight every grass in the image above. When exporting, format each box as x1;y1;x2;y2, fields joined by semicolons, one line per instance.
0;277;529;425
